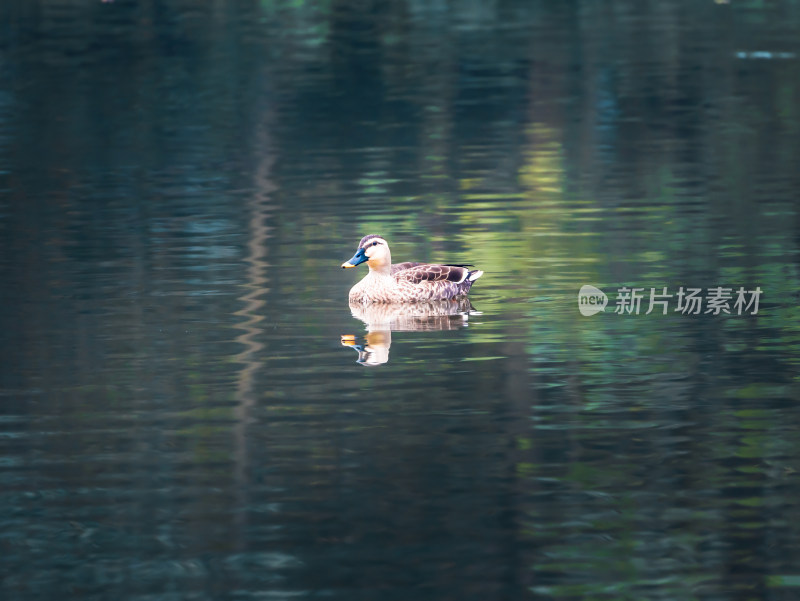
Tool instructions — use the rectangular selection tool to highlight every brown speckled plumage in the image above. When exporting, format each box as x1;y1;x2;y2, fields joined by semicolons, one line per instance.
390;261;422;274
342;235;483;303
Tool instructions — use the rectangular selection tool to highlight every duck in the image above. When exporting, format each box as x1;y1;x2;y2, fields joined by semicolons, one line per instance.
341;234;483;303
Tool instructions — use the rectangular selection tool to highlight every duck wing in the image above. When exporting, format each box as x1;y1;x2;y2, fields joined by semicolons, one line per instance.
396;264;471;285
391;261;423;274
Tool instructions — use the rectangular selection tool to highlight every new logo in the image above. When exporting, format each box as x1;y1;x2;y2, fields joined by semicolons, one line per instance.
578;285;608;316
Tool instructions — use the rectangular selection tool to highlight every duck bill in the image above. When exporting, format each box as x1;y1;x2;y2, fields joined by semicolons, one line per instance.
341;247;368;269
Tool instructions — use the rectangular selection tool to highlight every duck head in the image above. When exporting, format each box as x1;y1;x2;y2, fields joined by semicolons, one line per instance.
341;234;391;272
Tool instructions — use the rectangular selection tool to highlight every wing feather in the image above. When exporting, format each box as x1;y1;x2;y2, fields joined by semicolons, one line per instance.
391;262;423;274
396;264;469;285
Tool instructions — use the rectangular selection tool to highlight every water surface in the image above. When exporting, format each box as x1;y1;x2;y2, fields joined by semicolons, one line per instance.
1;1;799;600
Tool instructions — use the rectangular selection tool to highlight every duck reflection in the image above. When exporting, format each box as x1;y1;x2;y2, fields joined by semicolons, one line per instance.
341;298;478;366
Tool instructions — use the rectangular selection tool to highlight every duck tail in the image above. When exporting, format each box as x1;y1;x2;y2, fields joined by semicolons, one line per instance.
467;269;484;282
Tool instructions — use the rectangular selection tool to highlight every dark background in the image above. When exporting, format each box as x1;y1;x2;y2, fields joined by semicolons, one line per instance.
1;1;799;600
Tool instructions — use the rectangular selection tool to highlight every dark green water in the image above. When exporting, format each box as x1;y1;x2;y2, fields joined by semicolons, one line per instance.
1;1;800;600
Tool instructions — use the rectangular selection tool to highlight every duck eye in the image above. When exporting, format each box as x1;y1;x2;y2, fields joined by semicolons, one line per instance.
372;241;378;246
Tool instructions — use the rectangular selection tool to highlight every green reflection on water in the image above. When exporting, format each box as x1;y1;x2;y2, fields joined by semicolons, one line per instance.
1;0;799;599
